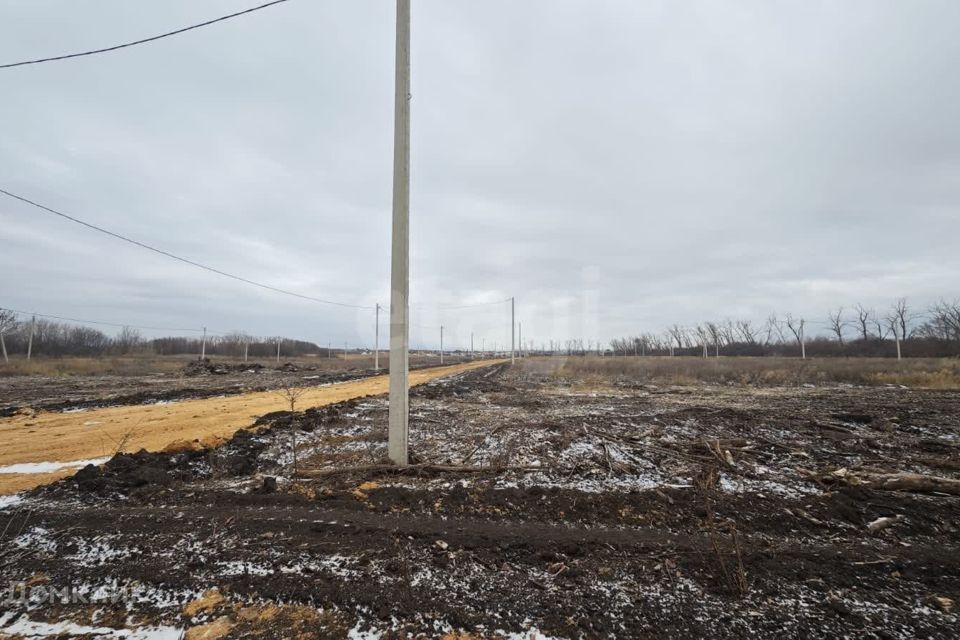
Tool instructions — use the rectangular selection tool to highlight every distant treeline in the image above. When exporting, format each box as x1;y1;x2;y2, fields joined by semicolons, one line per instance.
605;299;960;358
0;311;325;359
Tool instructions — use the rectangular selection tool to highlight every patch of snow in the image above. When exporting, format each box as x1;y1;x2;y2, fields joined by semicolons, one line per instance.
499;627;564;640
217;560;273;576
0;457;110;475
13;526;59;553
0;617;181;639
347;622;383;639
68;536;135;567
0;494;24;510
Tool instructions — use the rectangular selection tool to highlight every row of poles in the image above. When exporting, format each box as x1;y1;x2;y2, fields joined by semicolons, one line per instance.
0;314;36;363
1;304;520;366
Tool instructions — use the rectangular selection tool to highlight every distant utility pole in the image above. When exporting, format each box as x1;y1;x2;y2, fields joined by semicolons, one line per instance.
511;297;516;364
276;338;281;363
440;325;444;365
328;342;332;358
388;0;411;467
470;332;474;359
200;326;206;360
244;338;249;363
800;319;806;360
374;303;381;371
895;329;902;361
26;315;36;360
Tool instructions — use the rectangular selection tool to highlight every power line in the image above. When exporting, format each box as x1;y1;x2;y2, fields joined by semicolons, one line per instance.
0;0;292;70
0;187;374;309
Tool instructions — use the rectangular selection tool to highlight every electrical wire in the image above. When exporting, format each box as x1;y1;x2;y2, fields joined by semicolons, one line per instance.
0;0;292;69
0;187;374;309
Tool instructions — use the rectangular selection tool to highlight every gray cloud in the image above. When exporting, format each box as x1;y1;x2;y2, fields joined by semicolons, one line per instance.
1;0;958;350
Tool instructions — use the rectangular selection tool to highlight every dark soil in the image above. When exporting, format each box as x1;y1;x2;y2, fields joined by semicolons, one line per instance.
1;363;958;638
0;358;464;416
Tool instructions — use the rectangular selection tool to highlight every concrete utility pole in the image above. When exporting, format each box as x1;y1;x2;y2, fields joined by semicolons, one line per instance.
26;315;36;360
276;338;281;363
0;331;7;363
374;303;381;371
895;331;902;361
800;319;806;360
200;326;206;360
244;339;249;363
440;325;444;365
328;342;332;358
388;0;411;466
511;297;516;364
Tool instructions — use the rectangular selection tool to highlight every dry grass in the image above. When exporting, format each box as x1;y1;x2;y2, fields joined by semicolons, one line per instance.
518;356;960;389
0;356;190;377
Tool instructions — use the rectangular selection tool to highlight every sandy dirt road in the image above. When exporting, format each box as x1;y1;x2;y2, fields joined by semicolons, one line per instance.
0;359;503;494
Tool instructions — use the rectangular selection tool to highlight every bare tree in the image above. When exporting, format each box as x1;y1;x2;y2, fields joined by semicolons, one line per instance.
720;320;737;346
872;315;888;341
0;309;17;363
784;314;806;359
921;300;960;343
765;313;786;345
115;326;143;355
853;304;872;340
667;325;686;352
891;298;911;341
735;320;759;344
278;386;309;475
827;307;847;346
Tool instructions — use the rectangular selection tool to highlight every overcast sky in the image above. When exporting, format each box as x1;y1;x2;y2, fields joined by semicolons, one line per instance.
2;0;958;349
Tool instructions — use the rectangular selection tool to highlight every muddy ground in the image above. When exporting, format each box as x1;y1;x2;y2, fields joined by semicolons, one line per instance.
1;362;958;638
0;357;464;417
